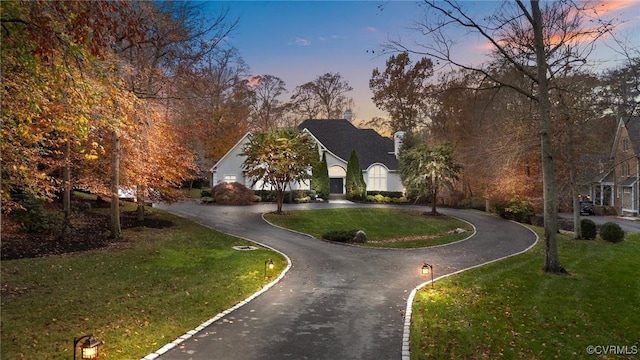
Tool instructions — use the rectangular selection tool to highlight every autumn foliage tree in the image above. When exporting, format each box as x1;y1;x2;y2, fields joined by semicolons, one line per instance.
173;48;251;166
370;52;434;133
2;1;235;239
389;0;616;273
241;128;317;213
1;0;137;215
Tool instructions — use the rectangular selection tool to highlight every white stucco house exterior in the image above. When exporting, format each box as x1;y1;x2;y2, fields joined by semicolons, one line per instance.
210;116;405;195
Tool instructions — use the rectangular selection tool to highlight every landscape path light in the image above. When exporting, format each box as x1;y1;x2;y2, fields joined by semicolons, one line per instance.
264;258;274;280
73;334;101;360
421;263;434;288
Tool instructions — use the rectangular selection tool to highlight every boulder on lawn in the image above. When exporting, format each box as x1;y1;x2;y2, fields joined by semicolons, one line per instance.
353;230;367;243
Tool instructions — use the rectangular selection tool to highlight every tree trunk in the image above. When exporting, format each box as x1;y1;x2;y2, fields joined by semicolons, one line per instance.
566;117;582;239
531;0;565;273
572;191;581;239
276;189;284;213
431;187;438;215
136;183;145;222
110;130;121;238
63;137;71;220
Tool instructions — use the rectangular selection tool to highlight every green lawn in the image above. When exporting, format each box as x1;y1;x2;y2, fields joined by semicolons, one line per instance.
264;207;473;248
1;208;285;360
182;187;209;199
410;230;640;360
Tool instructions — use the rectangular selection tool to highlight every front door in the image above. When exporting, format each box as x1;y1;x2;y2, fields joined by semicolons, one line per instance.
330;178;344;194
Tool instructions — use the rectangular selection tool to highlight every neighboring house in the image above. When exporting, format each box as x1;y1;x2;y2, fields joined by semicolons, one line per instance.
210;114;405;195
591;117;640;217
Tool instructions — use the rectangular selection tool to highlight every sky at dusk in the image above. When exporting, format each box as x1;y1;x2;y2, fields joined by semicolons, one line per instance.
204;1;640;123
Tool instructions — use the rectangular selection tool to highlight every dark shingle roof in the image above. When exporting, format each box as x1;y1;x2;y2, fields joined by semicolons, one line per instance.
298;119;398;170
624;117;640;154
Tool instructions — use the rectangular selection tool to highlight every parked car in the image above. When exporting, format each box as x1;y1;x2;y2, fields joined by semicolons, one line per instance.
580;201;595;215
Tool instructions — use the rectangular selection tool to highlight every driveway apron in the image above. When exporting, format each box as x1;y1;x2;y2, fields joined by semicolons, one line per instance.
152;202;536;360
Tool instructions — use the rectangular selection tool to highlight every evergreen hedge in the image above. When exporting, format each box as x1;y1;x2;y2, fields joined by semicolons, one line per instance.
346;150;366;201
312;152;330;200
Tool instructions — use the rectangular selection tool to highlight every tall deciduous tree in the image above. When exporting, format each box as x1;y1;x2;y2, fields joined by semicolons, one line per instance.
249;74;287;131
241;128;317;213
1;0;137;218
115;1;237;221
601;58;640;119
389;0;614;273
370;52;434;133
296;72;353;119
174;48;251;166
291;82;321;119
314;72;353;119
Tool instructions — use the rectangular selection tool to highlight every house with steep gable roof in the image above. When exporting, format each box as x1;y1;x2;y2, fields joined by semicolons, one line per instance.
591;117;640;217
210;115;405;195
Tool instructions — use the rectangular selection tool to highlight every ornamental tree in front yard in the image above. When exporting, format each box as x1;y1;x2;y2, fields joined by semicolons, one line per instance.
399;142;461;215
241;128;317;213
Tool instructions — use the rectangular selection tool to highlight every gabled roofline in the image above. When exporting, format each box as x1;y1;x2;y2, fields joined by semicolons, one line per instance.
210;132;252;172
593;168;615;184
610;118;625;158
300;128;348;166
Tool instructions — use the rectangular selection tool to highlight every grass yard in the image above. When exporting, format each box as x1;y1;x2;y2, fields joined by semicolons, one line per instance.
182;187;209;199
1;207;285;360
264;207;473;248
410;230;640;360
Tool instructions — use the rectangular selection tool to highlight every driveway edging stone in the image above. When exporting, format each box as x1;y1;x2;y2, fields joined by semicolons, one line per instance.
401;220;540;360
141;235;292;360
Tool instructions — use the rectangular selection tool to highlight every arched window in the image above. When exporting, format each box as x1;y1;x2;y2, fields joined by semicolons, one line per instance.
368;165;387;191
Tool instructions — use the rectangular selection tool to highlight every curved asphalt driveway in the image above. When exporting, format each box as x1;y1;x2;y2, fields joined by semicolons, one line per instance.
149;202;537;360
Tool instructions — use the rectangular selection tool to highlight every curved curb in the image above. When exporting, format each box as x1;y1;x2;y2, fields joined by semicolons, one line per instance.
262;210;478;251
401;222;540;360
141;234;292;360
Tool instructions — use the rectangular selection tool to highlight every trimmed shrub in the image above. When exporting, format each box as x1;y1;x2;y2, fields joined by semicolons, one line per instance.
367;191;404;199
580;219;597;240
254;190;276;203
492;197;534;224
212;182;255;205
457;196;486;211
201;197;215;204
254;190;317;203
201;190;212;197
322;229;358;242
9;195;65;234
600;222;624;243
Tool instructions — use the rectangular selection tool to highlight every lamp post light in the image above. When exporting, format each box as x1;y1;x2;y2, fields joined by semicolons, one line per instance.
264;258;274;280
73;334;101;360
421;263;434;288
